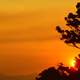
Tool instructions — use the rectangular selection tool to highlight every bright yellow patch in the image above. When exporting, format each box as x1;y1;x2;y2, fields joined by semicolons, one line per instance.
70;59;75;67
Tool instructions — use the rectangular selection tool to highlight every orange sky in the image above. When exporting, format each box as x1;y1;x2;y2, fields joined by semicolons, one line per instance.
0;0;80;75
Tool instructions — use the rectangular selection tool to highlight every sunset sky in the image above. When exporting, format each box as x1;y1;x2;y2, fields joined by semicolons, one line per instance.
0;0;80;76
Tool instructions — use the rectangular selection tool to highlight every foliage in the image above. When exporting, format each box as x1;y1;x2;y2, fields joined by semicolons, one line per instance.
36;54;80;80
56;2;80;48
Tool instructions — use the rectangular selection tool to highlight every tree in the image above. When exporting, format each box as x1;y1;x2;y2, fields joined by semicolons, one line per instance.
35;58;80;80
35;62;80;80
56;2;80;48
35;3;80;80
35;64;70;80
36;67;61;80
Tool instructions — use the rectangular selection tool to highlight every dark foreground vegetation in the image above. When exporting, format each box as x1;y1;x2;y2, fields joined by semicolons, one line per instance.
36;54;80;80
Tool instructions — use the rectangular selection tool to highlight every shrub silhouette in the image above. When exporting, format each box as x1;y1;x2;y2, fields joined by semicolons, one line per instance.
36;54;80;80
36;63;70;80
36;67;61;80
56;2;80;49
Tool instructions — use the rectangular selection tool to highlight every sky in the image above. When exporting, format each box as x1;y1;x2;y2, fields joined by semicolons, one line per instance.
0;0;80;76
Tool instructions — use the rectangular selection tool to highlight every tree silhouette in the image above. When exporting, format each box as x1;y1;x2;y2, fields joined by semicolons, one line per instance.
36;55;80;80
36;67;61;80
35;2;80;80
35;63;73;80
56;2;80;48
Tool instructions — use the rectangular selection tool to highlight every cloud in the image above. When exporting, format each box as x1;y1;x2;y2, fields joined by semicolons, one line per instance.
0;10;58;43
0;27;57;43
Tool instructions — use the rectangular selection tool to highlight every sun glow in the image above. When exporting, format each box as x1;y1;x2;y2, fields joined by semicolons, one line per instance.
70;59;75;67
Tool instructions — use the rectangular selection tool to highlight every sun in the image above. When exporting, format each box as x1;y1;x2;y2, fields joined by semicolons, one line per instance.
69;59;75;67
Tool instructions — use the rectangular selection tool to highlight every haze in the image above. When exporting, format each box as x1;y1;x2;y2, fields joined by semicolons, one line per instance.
0;0;79;76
